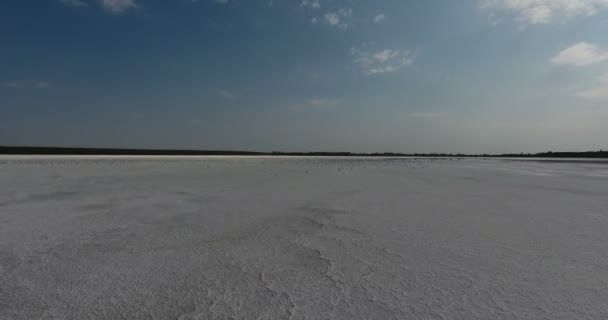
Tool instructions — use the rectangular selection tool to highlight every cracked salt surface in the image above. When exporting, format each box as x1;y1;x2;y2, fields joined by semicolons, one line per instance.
1;156;607;319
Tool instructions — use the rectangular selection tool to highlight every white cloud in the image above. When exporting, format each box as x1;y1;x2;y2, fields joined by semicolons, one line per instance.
481;0;608;27
100;0;137;13
551;42;608;66
324;13;340;25
301;0;320;9
351;45;414;75
373;14;386;23
322;8;352;30
60;0;138;13
60;0;88;7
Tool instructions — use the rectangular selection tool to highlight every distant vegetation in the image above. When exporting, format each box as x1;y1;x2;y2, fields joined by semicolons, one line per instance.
1;146;607;158
0;146;261;156
487;151;608;158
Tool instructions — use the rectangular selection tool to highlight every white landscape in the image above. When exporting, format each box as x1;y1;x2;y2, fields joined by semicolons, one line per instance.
1;156;607;320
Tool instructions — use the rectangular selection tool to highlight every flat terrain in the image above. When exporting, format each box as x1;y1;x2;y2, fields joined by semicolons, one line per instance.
1;157;607;319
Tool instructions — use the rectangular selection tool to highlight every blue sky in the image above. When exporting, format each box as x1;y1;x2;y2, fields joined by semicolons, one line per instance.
2;0;608;153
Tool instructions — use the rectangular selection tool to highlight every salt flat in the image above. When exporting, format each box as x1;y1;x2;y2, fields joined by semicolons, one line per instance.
1;157;607;320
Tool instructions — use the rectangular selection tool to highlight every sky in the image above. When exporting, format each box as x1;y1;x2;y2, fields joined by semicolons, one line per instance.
1;0;608;153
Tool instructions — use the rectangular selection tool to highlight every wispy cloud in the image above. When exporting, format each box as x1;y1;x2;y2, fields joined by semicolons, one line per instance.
481;0;608;28
576;73;608;99
100;0;137;14
60;0;137;13
577;87;608;99
409;112;444;118
551;42;608;66
301;0;320;9
4;82;23;89
219;90;238;99
373;13;386;23
4;80;52;89
35;81;51;89
187;0;229;3
60;0;88;8
351;45;414;75
320;8;352;30
307;98;341;110
289;98;341;111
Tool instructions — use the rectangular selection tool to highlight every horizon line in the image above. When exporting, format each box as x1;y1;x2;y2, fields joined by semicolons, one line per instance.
1;146;607;158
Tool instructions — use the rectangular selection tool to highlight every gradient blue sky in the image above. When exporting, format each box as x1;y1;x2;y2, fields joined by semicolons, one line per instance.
2;0;608;153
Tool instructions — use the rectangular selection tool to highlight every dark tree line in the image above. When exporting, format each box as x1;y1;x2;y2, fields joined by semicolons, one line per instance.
1;146;607;158
0;146;262;156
